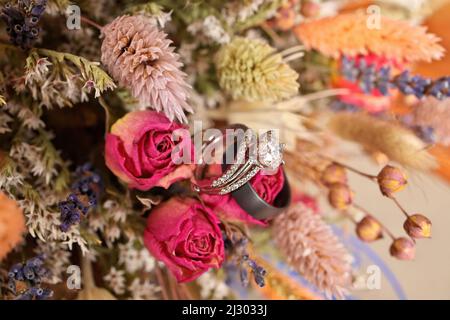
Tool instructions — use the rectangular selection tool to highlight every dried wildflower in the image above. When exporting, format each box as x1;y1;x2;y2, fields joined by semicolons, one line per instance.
223;223;267;288
404;214;432;239
0;0;47;50
58;163;102;232
101;15;192;123
0;192;25;261
125;3;172;28
128;278;160;300
321;163;347;186
274;204;352;299
197;271;230;299
25;49;116;108
187;15;230;45
215;37;299;102
328;113;436;170
390;237;415;260
341;56;450;100
34;241;70;284
356;216;383;242
7;255;53;300
103;267;126;295
328;183;353;210
377;165;407;197
294;13;444;62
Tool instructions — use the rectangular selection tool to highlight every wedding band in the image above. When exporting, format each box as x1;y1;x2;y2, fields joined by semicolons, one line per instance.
192;124;285;195
231;168;291;220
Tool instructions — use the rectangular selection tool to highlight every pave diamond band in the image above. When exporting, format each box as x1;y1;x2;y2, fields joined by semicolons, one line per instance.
192;124;285;195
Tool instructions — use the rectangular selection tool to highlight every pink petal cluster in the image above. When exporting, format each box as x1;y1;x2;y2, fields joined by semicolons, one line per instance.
101;15;192;123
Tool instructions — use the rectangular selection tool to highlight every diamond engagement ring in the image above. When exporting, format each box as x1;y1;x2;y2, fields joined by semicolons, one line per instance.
192;124;285;195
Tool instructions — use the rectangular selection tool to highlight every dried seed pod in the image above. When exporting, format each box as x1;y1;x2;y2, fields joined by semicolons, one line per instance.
404;214;432;239
390;237;415;260
328;183;353;210
377;165;408;197
321;163;348;187
356;216;383;242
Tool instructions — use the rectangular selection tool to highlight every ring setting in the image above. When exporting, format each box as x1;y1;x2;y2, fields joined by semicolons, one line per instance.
193;129;284;195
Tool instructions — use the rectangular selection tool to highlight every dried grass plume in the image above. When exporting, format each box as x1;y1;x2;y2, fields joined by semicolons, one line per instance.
273;203;352;299
101;15;192;123
328;112;436;170
294;13;444;62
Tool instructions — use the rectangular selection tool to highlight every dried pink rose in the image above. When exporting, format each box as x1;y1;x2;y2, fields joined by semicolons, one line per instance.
105;110;193;191
144;197;224;282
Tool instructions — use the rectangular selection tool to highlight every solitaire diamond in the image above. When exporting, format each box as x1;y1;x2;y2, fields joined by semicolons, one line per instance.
258;131;282;170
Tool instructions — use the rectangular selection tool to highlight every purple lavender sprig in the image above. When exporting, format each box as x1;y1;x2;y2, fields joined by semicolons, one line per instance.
0;0;48;50
7;255;53;300
223;228;267;288
58;163;102;232
341;56;450;100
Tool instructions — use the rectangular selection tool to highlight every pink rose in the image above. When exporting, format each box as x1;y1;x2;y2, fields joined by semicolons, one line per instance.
144;197;224;282
105;110;193;191
199;165;285;226
250;167;285;205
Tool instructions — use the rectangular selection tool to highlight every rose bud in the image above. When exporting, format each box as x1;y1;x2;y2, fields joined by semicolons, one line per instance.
321;163;347;186
356;216;383;242
328;183;353;210
403;214;432;239
377;165;407;197
389;237;415;260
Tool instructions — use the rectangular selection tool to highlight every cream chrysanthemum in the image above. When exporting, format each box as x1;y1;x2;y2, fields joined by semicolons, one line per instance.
101;15;192;123
294;13;444;62
0;192;25;261
273;204;352;299
215;37;299;102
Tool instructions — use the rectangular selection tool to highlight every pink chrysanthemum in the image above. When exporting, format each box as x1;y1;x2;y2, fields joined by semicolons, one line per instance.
101;15;192;123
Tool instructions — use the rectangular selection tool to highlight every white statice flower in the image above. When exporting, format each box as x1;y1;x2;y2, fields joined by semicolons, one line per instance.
197;271;230;300
118;242;141;273
3;102;45;130
128;278;161;300
25;57;52;84
103;199;128;223
237;0;264;21
118;240;156;274
10;143;46;179
141;247;156;273
148;10;172;28
88;213;106;232
104;267;126;295
105;225;121;245
0;111;13;134
187;15;230;45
